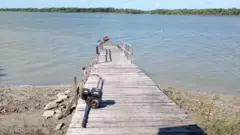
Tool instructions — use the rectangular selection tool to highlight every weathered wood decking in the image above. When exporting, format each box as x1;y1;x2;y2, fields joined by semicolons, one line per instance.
66;42;205;135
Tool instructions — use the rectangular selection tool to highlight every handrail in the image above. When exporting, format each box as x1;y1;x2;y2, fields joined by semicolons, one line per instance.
120;41;133;47
119;41;134;64
97;40;104;52
90;74;104;89
118;45;132;54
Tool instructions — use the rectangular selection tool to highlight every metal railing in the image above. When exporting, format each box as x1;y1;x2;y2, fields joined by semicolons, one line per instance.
98;40;104;52
119;41;134;64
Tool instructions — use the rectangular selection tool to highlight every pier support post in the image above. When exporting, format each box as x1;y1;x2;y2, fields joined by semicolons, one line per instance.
109;49;112;62
74;77;78;107
96;46;99;55
96;46;100;63
131;46;134;64
105;49;108;62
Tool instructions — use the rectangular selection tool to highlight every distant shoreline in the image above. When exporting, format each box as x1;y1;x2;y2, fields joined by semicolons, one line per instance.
0;7;240;16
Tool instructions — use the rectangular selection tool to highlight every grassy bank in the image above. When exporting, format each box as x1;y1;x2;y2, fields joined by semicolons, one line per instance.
163;87;240;135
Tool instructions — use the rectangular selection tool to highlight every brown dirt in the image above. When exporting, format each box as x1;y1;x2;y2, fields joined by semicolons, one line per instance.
171;89;240;116
0;85;74;135
163;87;240;135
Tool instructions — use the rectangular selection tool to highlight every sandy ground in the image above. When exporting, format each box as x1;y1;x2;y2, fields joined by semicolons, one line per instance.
0;85;75;135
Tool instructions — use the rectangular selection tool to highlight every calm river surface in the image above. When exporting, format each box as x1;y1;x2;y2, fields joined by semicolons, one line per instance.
0;12;240;94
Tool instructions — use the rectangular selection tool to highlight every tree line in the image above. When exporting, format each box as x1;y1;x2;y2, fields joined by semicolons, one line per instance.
150;8;240;16
0;8;146;14
0;7;240;16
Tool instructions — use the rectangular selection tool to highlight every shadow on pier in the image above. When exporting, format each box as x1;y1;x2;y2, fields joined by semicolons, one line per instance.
157;124;207;135
97;100;116;109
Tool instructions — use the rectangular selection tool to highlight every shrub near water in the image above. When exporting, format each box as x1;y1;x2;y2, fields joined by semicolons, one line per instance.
163;87;240;135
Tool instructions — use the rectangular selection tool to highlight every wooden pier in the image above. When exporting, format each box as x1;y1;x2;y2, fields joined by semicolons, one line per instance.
66;41;205;135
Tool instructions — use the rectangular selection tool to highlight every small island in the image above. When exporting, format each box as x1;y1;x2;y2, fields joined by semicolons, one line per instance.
0;7;240;16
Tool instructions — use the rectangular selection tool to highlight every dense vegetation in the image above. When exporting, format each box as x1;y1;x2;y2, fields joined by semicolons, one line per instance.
150;8;240;16
0;8;146;14
0;7;240;15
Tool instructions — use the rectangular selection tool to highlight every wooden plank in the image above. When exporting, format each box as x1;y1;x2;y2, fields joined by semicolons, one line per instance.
75;101;181;111
99;99;173;102
75;105;182;112
99;88;162;92
90;71;144;74
84;85;159;88
89;105;181;110
76;102;176;109
86;79;154;82
71;112;189;119
98;99;174;104
87;113;186;118
88;111;187;116
97;89;162;92
84;84;159;88
84;85;161;89
81;93;164;97
85;82;156;85
86;77;152;81
70;121;195;128
88;79;152;82
88;109;185;114
100;96;171;100
68;133;204;135
90;70;144;73
79;91;164;95
87;115;190;121
70;118;193;123
67;127;204;135
100;94;166;98
88;75;150;78
91;67;141;69
70;115;191;123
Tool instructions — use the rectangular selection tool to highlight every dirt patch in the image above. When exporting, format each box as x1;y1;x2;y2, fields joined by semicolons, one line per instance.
0;85;74;135
163;87;240;135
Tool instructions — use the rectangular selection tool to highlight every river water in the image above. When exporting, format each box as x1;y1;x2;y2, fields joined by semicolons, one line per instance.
0;12;240;95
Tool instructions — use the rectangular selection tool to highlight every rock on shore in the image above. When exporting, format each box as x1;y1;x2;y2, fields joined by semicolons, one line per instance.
0;85;74;135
